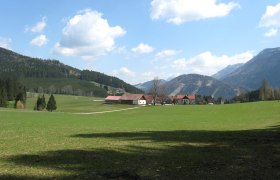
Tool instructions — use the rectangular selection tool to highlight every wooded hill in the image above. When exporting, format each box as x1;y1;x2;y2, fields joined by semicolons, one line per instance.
0;47;143;97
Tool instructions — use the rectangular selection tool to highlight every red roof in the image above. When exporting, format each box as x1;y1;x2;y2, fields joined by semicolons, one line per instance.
105;96;122;101
121;94;145;101
175;94;195;100
175;95;187;100
187;95;195;100
144;95;154;102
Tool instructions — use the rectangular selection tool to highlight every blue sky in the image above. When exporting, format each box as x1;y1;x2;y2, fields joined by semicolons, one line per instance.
0;0;280;84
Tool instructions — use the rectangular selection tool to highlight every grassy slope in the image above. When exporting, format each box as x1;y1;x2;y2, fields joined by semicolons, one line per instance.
0;101;280;179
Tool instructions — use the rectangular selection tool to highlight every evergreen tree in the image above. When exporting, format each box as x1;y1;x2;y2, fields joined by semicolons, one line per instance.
0;87;8;107
46;94;57;112
42;94;46;109
35;95;46;111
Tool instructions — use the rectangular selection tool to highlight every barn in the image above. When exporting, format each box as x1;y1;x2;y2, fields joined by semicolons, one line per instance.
120;94;146;105
105;96;121;104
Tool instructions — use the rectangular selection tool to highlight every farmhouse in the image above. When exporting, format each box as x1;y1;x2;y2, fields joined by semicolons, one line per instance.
144;95;154;105
105;96;121;104
175;95;196;105
120;94;146;105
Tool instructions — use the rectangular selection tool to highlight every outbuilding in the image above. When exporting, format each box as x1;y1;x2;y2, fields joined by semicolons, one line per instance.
120;94;146;105
105;96;122;104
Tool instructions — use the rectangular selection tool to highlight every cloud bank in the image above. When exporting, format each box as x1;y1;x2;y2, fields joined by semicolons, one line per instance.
171;51;253;76
151;0;239;25
259;3;280;37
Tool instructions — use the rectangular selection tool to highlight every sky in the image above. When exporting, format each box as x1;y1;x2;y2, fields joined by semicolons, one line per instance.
0;0;280;84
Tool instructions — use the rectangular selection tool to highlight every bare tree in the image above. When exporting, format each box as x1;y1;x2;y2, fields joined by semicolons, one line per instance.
150;77;161;106
158;83;167;105
259;79;273;100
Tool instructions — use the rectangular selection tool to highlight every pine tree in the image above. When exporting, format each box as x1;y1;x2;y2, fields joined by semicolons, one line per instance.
46;94;57;112
42;94;46;109
0;87;8;107
35;95;46;111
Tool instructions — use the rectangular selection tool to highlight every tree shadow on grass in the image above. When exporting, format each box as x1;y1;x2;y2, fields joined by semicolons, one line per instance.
2;126;280;179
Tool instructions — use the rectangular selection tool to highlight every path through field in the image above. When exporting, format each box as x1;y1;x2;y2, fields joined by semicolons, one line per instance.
72;106;140;115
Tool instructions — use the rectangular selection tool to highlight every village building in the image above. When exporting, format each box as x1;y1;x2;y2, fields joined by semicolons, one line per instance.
144;94;154;105
120;94;146;105
104;94;195;105
105;96;121;104
174;95;196;105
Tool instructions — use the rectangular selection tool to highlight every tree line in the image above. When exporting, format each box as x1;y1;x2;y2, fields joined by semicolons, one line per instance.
230;80;280;103
0;79;26;108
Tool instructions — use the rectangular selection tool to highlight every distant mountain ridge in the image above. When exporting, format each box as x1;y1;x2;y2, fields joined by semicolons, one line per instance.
212;63;244;80
164;74;243;99
0;47;143;97
135;79;166;93
221;47;280;90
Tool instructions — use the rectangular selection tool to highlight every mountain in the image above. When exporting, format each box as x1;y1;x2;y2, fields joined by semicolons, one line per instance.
164;74;244;99
135;79;166;93
212;63;244;80
222;47;280;90
0;47;143;97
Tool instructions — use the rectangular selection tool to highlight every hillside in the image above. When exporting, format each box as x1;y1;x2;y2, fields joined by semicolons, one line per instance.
222;48;280;90
0;47;143;97
135;79;166;93
164;74;244;99
212;63;244;80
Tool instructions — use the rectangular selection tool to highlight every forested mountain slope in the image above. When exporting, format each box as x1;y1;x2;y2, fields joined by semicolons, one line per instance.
0;47;142;97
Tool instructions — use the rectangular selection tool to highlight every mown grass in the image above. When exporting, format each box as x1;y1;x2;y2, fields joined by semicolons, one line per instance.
0;101;280;179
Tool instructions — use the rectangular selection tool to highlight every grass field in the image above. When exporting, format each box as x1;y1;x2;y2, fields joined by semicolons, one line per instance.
9;94;133;113
0;98;280;179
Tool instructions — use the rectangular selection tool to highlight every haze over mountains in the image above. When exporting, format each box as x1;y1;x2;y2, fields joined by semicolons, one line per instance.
137;47;280;99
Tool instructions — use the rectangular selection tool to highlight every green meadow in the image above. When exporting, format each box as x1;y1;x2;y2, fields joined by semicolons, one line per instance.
0;96;280;179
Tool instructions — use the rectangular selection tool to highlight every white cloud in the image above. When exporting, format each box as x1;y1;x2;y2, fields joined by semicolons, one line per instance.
0;37;12;49
259;3;280;38
26;17;47;33
171;51;253;76
264;28;278;37
151;0;240;25
156;49;178;58
259;3;280;28
53;9;126;59
112;67;136;77
131;43;154;54
30;35;48;47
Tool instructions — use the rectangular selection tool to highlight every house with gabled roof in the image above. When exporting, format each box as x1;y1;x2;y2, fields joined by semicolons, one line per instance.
120;94;146;105
174;94;196;105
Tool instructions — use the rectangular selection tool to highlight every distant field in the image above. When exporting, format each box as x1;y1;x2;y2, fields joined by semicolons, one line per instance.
8;94;133;113
0;101;280;179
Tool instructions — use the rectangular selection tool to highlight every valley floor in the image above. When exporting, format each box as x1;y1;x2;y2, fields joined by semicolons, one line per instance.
0;100;280;179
